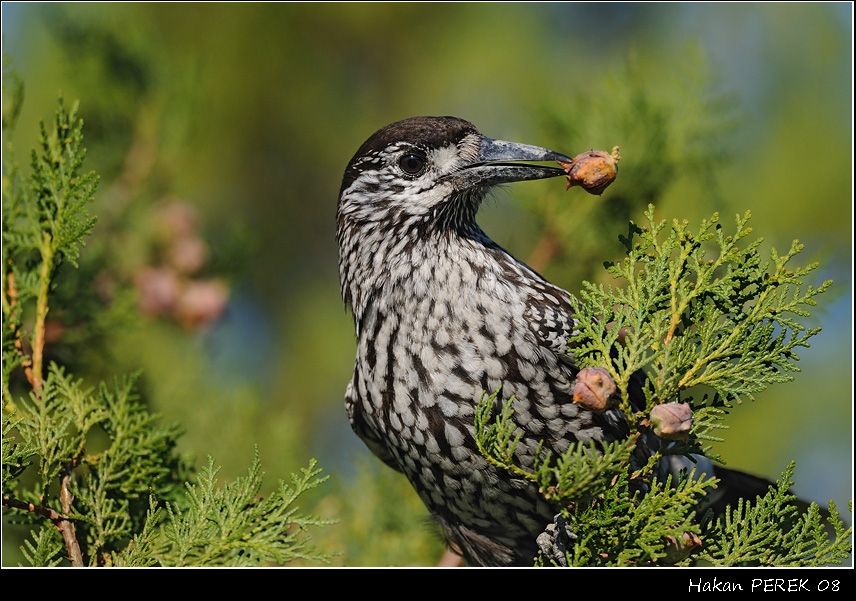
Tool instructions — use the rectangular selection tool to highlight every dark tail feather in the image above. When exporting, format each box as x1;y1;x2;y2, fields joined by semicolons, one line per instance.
705;465;781;515
707;465;837;530
664;456;835;521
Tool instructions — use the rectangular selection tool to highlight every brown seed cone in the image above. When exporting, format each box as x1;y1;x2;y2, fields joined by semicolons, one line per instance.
572;366;617;413
560;146;620;195
649;402;694;442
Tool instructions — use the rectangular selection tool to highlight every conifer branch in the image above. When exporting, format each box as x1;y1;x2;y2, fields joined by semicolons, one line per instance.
475;205;850;566
59;468;84;566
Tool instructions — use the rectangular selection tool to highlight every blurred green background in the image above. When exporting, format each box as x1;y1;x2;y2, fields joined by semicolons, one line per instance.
2;3;852;565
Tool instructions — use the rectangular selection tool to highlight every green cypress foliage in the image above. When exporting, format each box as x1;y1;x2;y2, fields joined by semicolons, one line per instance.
2;96;332;567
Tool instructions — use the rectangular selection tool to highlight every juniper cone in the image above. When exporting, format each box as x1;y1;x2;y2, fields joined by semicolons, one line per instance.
336;117;767;566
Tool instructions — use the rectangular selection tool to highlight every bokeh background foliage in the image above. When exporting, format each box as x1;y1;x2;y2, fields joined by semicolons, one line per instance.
2;3;851;566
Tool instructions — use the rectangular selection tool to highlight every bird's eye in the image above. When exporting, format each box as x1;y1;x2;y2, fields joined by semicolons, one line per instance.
398;153;425;175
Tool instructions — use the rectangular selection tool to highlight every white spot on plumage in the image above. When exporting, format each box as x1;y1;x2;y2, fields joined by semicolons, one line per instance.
445;422;465;447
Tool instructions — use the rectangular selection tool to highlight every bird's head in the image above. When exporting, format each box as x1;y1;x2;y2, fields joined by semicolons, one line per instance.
336;116;571;317
337;116;571;232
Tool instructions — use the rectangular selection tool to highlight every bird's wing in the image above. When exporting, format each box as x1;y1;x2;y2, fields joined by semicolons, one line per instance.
523;293;578;364
524;285;650;415
345;377;403;471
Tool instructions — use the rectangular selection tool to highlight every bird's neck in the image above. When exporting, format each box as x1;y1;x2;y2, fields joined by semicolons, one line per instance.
338;215;497;327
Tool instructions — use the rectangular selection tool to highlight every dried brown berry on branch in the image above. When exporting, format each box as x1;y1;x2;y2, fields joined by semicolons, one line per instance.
572;366;617;413
559;146;620;195
649;402;694;442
